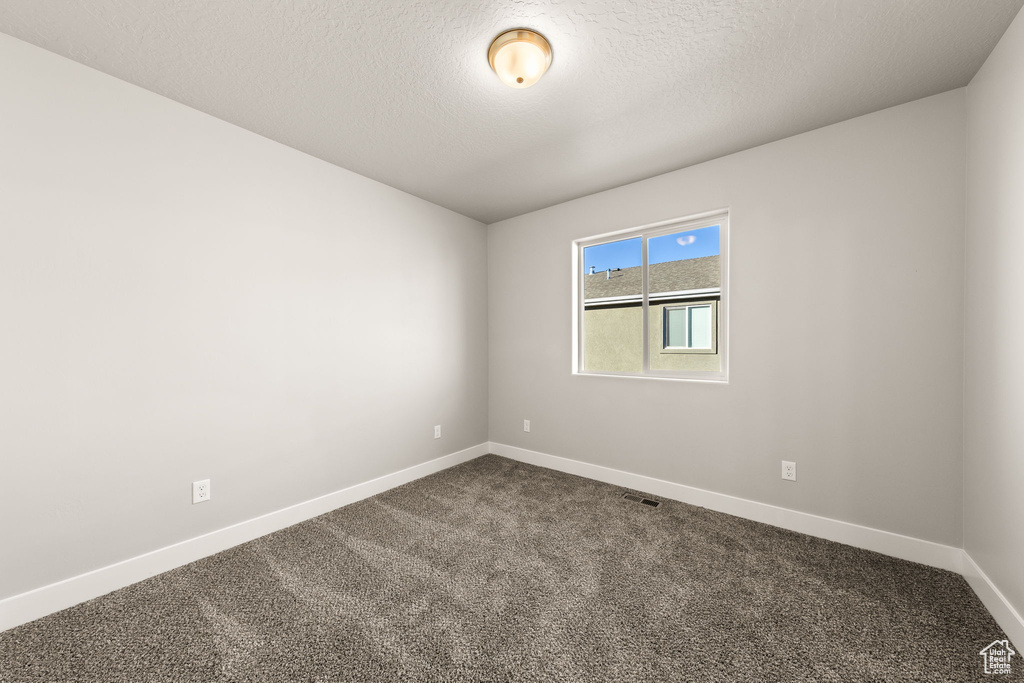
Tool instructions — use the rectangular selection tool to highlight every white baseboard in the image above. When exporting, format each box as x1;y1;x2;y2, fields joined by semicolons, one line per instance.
488;442;963;573
0;442;489;633
962;552;1024;650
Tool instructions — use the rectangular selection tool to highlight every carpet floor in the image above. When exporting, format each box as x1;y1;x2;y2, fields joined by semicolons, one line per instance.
0;454;1017;682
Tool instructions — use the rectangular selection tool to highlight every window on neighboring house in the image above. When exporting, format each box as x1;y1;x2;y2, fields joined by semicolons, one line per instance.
574;211;728;381
664;303;714;350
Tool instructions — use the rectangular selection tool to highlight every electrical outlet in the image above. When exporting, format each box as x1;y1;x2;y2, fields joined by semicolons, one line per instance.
434;425;441;439
523;419;531;433
781;461;797;481
192;479;211;504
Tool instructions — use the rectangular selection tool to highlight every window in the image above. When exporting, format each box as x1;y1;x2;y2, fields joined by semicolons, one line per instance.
573;211;728;381
664;304;714;350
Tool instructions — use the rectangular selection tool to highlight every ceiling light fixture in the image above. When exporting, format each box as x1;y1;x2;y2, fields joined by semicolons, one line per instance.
488;29;552;88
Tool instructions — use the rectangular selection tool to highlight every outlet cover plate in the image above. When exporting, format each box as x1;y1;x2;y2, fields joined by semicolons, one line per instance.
524;419;531;432
434;425;441;439
193;479;211;504
781;461;797;481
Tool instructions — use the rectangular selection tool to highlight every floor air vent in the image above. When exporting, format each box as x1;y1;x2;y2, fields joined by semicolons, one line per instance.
622;493;661;508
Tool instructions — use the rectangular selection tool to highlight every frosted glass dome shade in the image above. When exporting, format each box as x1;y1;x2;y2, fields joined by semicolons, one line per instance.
488;29;552;89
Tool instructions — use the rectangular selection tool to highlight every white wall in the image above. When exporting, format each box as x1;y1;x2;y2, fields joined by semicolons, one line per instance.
0;34;488;600
965;9;1024;625
488;90;966;546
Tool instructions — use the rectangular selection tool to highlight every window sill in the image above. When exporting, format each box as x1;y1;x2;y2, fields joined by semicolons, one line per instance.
573;370;728;384
659;347;718;355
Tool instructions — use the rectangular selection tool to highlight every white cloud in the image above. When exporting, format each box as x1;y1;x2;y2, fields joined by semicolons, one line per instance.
676;235;696;246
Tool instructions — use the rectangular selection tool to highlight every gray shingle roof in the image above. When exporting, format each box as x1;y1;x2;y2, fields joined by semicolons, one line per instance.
584;255;720;300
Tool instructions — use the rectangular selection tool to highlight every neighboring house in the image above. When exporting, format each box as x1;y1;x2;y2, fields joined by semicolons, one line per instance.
583;255;721;373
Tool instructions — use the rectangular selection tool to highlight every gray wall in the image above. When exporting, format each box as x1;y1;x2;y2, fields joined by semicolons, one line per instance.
0;34;488;600
489;90;966;546
965;8;1024;625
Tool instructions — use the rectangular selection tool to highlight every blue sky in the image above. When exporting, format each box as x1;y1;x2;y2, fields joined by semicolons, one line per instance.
583;225;720;272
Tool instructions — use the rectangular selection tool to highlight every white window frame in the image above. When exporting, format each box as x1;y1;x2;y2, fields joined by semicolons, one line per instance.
663;302;715;351
572;209;729;383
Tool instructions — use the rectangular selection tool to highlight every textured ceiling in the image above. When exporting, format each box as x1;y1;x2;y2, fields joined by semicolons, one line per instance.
2;1;1021;223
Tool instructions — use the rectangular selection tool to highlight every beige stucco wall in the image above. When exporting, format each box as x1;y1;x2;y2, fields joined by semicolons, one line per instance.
583;298;721;373
583;305;642;373
649;299;721;372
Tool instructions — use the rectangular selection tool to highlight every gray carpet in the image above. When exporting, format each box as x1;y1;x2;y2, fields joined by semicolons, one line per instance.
0;454;1017;682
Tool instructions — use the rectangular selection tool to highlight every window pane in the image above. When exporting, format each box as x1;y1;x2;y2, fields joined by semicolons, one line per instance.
665;308;687;347
688;305;712;348
582;237;642;372
647;224;721;372
647;225;721;295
